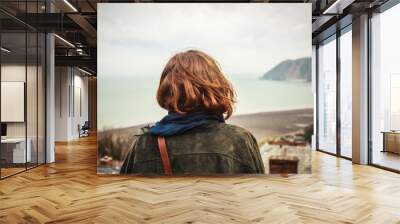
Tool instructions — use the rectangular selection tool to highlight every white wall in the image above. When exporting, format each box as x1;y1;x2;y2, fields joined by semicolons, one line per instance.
72;73;89;138
1;65;26;139
55;67;70;141
1;65;40;137
1;63;46;164
55;67;89;141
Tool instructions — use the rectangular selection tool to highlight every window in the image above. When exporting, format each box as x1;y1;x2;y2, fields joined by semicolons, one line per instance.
317;36;337;154
339;28;352;158
371;3;400;171
0;2;47;179
390;74;400;130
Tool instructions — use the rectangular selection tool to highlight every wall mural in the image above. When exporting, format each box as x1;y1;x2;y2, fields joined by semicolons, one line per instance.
97;3;313;175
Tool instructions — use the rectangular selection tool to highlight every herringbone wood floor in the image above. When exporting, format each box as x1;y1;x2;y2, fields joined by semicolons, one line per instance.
1;135;400;224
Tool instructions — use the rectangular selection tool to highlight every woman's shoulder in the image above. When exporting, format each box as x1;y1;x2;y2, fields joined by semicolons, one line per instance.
128;127;158;160
221;122;253;134
130;122;262;172
134;122;256;143
202;122;262;171
210;122;257;142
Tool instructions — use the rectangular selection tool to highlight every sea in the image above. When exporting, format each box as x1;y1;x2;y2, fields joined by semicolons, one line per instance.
98;75;313;131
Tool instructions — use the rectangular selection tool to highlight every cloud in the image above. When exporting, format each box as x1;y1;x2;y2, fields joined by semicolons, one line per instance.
98;3;311;78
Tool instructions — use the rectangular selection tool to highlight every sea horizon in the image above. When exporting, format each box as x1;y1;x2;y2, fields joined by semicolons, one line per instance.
98;75;313;131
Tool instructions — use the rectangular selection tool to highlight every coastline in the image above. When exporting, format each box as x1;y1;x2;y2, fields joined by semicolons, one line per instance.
99;108;313;133
228;108;313;140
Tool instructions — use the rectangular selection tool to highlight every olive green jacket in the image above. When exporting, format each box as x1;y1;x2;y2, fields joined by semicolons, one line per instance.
120;121;265;175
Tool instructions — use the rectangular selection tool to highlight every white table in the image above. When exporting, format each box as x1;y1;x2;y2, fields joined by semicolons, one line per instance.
1;138;31;163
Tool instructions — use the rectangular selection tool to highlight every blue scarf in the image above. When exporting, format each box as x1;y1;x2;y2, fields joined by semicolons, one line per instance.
149;112;225;136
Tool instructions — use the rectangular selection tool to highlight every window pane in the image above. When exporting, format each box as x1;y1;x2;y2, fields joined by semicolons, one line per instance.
318;37;337;154
27;31;38;169
340;29;352;158
371;3;400;171
1;32;27;177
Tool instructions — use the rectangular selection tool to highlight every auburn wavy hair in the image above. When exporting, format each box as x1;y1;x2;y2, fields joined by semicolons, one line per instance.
157;50;236;119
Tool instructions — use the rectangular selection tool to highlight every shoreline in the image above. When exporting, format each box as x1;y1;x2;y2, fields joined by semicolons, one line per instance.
228;108;313;139
231;107;313;118
98;108;313;144
98;107;313;133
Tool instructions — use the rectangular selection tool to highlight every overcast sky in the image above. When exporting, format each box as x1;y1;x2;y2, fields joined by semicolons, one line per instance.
98;3;311;78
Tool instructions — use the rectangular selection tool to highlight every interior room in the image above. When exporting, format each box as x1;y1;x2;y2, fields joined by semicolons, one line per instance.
0;27;46;178
0;0;399;223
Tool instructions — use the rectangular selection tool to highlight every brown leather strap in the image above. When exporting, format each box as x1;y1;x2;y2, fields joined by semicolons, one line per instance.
157;136;172;175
